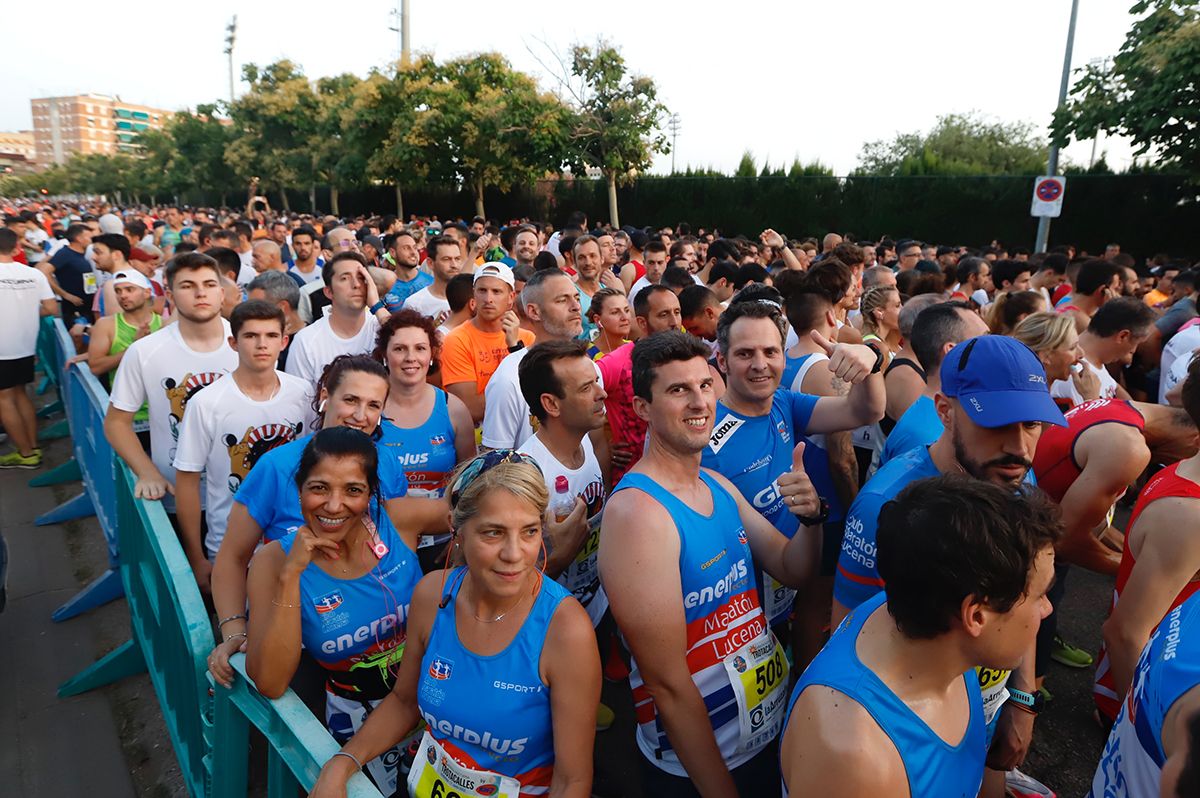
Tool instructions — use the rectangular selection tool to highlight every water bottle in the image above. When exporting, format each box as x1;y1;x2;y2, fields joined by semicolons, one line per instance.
550;475;575;522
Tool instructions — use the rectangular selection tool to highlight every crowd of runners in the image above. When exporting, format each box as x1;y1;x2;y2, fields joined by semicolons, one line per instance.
1;198;1199;798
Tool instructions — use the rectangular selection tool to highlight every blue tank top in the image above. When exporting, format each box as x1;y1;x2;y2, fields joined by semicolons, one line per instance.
416;567;568;793
278;512;421;701
783;592;986;798
378;389;458;499
613;471;773;776
235;424;410;542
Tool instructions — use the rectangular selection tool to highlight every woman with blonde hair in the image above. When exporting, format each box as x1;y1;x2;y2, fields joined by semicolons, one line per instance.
859;285;902;359
1012;311;1098;407
311;450;601;798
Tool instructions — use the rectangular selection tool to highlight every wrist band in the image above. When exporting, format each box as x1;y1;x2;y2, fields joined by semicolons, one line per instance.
218;613;247;628
223;631;247;643
332;751;363;770
369;300;386;314
272;599;299;608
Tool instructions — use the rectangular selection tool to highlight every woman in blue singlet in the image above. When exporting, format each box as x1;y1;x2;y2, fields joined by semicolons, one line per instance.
311;450;600;798
208;356;450;689
373;310;475;570
246;427;424;794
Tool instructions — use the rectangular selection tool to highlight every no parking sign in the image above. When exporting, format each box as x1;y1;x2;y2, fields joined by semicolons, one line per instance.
1031;176;1066;218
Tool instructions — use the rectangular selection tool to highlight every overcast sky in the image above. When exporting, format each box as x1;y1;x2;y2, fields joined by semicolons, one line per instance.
7;0;1141;175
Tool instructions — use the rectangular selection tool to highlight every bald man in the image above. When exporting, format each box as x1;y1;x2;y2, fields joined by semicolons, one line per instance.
822;232;843;253
253;239;307;288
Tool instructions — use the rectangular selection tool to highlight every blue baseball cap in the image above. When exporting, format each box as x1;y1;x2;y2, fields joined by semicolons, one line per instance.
940;335;1066;428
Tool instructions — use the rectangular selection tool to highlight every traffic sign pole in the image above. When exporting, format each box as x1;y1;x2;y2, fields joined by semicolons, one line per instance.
1035;0;1080;253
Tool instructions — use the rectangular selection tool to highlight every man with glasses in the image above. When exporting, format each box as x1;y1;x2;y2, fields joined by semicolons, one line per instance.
896;240;923;273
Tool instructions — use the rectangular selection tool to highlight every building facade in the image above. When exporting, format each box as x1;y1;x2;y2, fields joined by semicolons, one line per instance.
30;95;172;168
0;131;37;175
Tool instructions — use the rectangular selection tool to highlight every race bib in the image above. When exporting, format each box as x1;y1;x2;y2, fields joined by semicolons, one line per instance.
724;630;790;755
761;572;796;629
975;666;1011;726
407;732;521;798
562;515;602;606
83;272;98;295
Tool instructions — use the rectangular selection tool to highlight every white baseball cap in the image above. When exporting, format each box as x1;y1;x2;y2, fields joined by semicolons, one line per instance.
472;263;515;288
112;270;152;290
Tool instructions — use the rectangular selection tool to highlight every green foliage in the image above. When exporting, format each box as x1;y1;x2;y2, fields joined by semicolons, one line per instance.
856;112;1047;176
565;42;669;184
734;151;757;177
167;106;239;200
1051;0;1200;175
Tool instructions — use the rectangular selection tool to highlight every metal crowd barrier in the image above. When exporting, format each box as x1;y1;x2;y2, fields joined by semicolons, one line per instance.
30;318;122;620
36;319;380;797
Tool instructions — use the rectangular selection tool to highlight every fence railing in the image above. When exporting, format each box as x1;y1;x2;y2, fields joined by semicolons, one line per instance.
31;318;123;621
37;318;380;798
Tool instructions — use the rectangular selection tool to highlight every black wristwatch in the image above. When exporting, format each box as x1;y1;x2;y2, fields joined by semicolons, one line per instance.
796;497;830;527
507;340;526;353
1006;687;1045;715
864;342;885;374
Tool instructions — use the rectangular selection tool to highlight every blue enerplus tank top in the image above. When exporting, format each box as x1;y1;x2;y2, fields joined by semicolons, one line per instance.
613;471;771;777
278;512;421;700
416;567;569;793
782;592;986;798
378;389;458;499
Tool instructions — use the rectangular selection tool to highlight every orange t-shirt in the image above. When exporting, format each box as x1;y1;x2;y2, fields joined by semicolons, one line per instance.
440;323;535;395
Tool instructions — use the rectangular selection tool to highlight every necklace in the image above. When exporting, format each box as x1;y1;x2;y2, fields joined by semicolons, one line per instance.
469;581;528;624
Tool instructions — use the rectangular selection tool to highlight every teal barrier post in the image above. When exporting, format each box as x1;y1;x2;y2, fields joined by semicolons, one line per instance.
59;461;214;798
31;319;124;620
209;655;383;798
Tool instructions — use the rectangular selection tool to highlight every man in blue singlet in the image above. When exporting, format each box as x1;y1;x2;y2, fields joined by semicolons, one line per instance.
601;331;824;797
700;297;884;670
780;476;1060;798
831;334;1066;796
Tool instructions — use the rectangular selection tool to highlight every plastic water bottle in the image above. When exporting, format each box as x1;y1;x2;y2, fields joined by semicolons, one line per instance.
550;475;574;522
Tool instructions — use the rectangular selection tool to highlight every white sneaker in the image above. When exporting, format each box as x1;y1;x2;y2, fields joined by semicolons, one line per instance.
1005;768;1055;798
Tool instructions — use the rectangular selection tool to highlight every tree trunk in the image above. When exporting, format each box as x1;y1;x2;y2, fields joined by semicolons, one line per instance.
474;177;485;218
330;186;340;217
309;183;317;214
606;171;619;229
280;189;291;213
220;192;227;208
395;185;404;220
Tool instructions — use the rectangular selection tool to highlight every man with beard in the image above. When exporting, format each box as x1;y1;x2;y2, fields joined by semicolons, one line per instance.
381;229;430;312
832;334;1067;798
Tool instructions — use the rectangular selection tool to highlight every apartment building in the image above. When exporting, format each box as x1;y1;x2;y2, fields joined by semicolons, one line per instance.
30;94;173;168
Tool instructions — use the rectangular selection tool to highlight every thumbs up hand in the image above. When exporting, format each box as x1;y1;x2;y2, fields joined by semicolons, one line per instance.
811;330;877;385
777;441;820;519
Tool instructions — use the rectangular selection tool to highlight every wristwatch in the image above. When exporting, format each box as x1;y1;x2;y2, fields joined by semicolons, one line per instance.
507;341;526;353
369;300;387;314
796;497;830;527
863;342;885;374
1006;687;1045;715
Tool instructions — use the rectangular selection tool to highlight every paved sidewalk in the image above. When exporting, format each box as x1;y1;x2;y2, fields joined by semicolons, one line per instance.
0;434;136;798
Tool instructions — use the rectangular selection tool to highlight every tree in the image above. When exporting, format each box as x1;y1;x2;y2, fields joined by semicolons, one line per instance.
168;105;239;205
225;60;323;211
559;42;668;227
856;112;1047;176
1051;0;1200;175
415;53;571;218
735;151;757;177
310;73;364;215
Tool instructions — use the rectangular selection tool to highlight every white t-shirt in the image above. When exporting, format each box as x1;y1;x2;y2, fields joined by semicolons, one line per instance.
1160;326;1200;402
284;312;380;387
1162;350;1197;405
402;287;451;326
482;348;604;449
108;321;239;512
1050;357;1120;407
237;251;257;287
0;262;54;359
629;276;654;304
24;228;49;263
172;371;312;557
518;432;608;627
289;263;324;285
